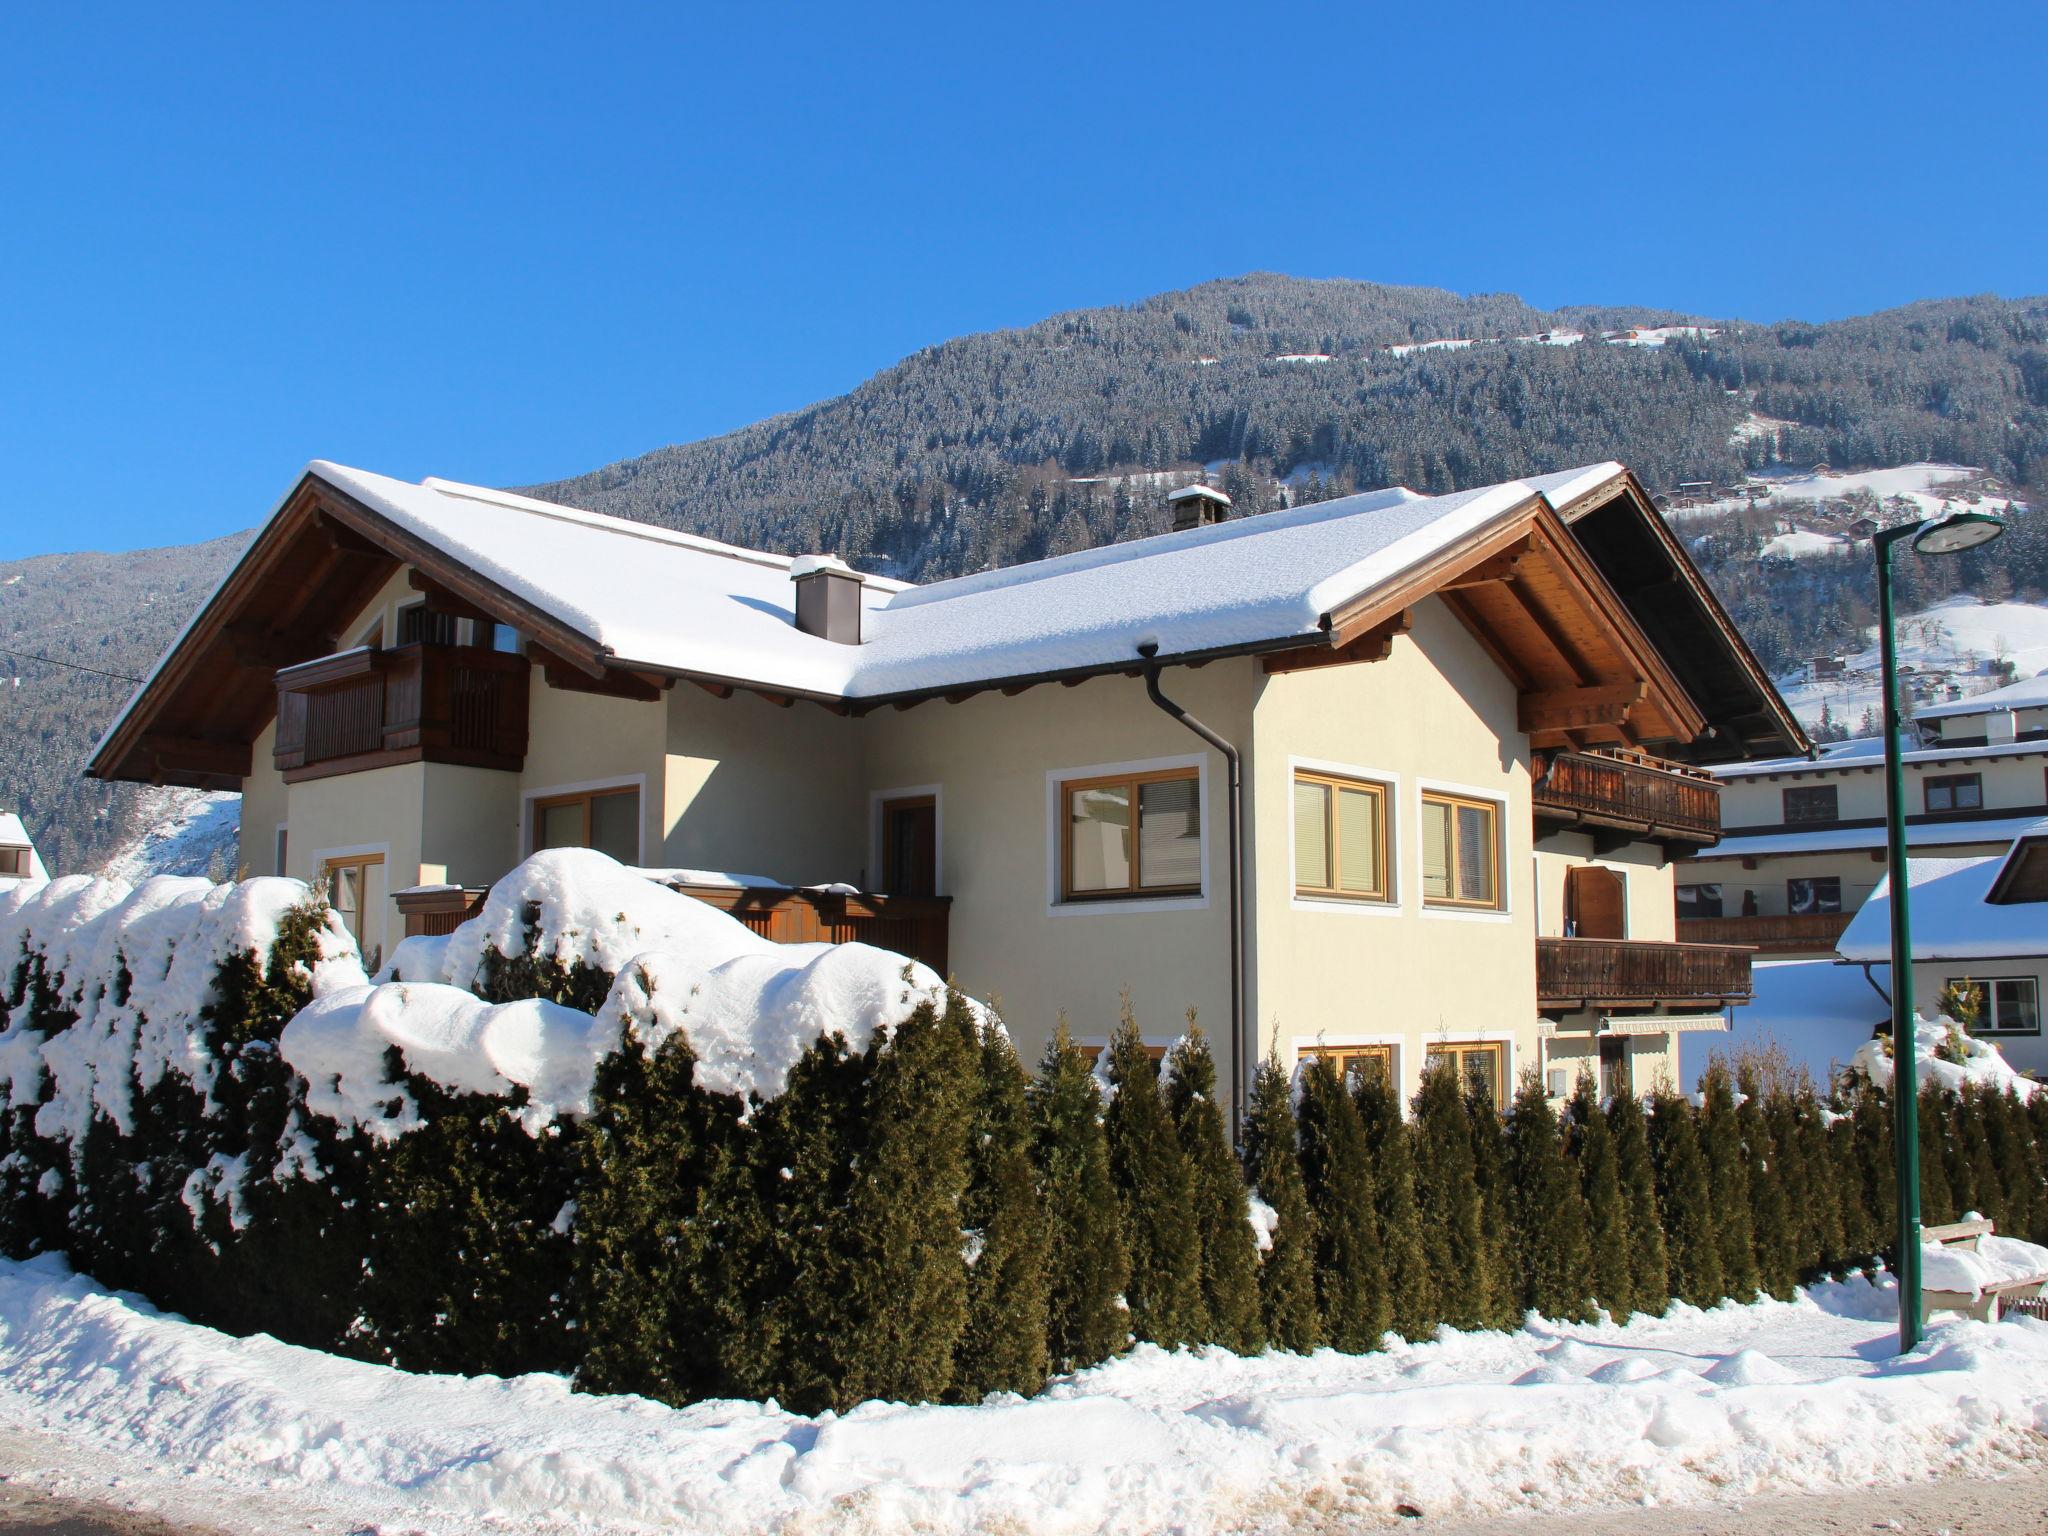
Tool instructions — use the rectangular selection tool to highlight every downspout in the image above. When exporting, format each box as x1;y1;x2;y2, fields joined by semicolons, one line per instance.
1136;642;1248;1143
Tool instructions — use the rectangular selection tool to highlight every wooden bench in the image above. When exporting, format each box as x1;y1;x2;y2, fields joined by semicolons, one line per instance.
1923;1218;2048;1323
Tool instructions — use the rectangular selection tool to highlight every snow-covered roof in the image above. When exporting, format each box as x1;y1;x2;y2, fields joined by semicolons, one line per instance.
1713;734;2048;780
1915;671;2048;720
308;460;1593;701
1837;840;2048;963
1692;812;2048;863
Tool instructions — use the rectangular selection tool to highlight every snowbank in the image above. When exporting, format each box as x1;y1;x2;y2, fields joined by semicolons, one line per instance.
1847;1016;2038;1100
1922;1234;2048;1301
4;1254;2048;1536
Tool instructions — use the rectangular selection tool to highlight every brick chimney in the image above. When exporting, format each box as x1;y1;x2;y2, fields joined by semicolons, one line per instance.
1167;483;1233;532
791;555;865;644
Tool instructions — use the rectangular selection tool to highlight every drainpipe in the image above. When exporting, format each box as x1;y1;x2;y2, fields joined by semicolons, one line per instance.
1136;642;1248;1142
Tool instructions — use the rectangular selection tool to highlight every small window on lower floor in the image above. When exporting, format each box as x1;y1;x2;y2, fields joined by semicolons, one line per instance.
1310;1044;1394;1089
1425;1042;1507;1110
1061;767;1201;900
322;853;384;970
1948;977;2041;1035
0;846;28;879
533;786;641;866
1676;883;1724;920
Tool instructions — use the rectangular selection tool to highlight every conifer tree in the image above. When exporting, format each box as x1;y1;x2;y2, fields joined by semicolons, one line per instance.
1163;1021;1262;1353
1954;1084;2009;1228
1295;1054;1387;1350
1606;1087;1669;1315
1698;1062;1759;1301
1102;1002;1207;1347
1354;1065;1438;1340
1504;1072;1593;1322
954;1014;1050;1402
1782;1086;1845;1279
1648;1091;1722;1306
1564;1073;1632;1317
1412;1058;1495;1330
1845;1084;1897;1270
1031;1019;1129;1373
1916;1083;1958;1228
1464;1072;1519;1329
1736;1068;1797;1300
1240;1050;1320;1352
1982;1087;2042;1242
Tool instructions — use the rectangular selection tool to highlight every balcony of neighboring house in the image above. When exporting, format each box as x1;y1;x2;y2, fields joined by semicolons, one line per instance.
272;642;530;782
1537;936;1753;1014
1675;911;1852;953
1532;747;1722;852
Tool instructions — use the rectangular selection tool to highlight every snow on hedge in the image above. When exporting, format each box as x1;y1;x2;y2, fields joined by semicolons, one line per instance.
0;873;366;1145
1847;1016;2039;1100
290;849;963;1135
5;1253;2048;1536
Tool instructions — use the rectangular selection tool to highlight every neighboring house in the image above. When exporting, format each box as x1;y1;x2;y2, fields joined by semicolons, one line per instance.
1836;826;2048;1076
1676;724;2048;960
88;458;1803;1114
0;813;48;889
1915;671;2048;748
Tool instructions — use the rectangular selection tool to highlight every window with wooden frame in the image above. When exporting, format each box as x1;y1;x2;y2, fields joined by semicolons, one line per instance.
1424;1042;1507;1110
1924;773;1983;814
1314;1043;1394;1088
1060;767;1201;900
532;785;641;866
1293;771;1390;901
321;853;384;967
1074;1041;1170;1067
1782;784;1838;824
1946;977;2041;1035
879;794;938;897
1420;791;1500;909
0;846;28;879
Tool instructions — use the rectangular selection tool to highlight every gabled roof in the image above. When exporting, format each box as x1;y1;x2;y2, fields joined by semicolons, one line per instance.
1916;671;2048;720
89;457;1805;787
1838;833;2048;963
0;812;47;885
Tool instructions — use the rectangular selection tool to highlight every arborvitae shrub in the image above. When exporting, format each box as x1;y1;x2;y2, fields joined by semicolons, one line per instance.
1102;1004;1206;1348
1648;1091;1722;1307
1355;1066;1437;1341
1982;1087;2043;1242
1735;1069;1797;1301
1504;1072;1593;1322
1240;1050;1319;1353
0;953;82;1260
1697;1062;1759;1301
1031;1019;1128;1373
954;1013;1051;1401
1295;1053;1387;1350
1782;1087;1846;1279
1955;1084;2008;1228
1464;1074;1519;1330
1413;1060;1494;1330
1917;1084;1959;1228
1560;1076;1629;1319
1844;1084;1896;1269
1163;1023;1262;1354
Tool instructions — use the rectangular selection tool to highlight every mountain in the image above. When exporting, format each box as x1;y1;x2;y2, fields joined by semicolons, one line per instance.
6;275;2047;874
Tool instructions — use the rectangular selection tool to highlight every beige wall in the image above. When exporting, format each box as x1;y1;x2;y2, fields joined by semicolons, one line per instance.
1533;836;1678;942
1717;749;2048;829
519;671;669;865
238;720;288;878
281;760;427;968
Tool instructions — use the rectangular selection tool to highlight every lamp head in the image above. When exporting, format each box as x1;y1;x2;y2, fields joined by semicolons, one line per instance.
1912;509;2005;556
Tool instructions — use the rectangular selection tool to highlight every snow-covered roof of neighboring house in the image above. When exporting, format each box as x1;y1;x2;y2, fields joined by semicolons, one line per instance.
0;813;48;885
1713;734;2048;780
1916;671;2048;720
1690;813;2048;863
1837;839;2048;963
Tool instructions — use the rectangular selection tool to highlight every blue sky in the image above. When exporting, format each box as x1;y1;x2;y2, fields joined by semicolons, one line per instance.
2;0;2042;557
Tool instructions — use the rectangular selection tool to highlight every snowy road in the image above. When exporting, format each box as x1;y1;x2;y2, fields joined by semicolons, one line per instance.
2;1254;2047;1534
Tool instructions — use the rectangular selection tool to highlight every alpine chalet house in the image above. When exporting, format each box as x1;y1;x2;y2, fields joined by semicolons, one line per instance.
0;813;47;890
1675;683;2048;960
89;461;1803;1112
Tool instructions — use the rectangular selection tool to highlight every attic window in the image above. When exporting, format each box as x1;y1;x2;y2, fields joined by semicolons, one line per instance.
397;602;460;648
0;846;27;878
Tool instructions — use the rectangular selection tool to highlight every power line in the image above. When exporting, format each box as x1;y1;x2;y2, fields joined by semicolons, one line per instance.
0;647;143;685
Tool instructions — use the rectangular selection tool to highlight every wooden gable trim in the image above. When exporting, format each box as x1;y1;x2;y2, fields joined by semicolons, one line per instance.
1262;611;1411;674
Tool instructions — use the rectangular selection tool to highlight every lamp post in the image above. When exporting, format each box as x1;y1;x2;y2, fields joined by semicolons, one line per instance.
1875;508;2003;1354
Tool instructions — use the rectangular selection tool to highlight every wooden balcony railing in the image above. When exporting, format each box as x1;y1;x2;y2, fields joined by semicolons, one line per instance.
274;643;529;781
1537;936;1752;1012
1677;912;1852;953
1533;748;1721;847
667;882;952;976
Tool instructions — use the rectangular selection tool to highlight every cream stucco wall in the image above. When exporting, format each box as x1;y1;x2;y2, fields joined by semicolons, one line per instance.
281;760;427;968
238;720;288;877
1715;749;2048;829
1533;836;1679;942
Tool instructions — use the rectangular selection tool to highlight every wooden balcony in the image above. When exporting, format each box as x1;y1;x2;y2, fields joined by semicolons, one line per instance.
1533;748;1721;850
1677;912;1852;954
273;643;529;782
1537;936;1752;1013
666;881;952;976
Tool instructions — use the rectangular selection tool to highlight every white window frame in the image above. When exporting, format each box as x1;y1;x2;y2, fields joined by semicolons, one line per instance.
869;783;944;897
520;773;649;865
1045;752;1209;916
1414;776;1513;923
1950;975;2042;1036
1287;755;1402;915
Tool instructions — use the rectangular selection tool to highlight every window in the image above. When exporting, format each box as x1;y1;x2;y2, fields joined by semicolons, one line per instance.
1421;791;1500;909
1783;785;1839;824
0;846;28;878
273;826;289;879
1676;882;1724;920
322;853;384;969
396;602;460;648
1425;1042;1507;1110
1924;773;1983;814
533;786;641;865
1599;1035;1630;1102
1787;876;1842;915
490;622;523;655
1061;768;1200;900
1311;1044;1394;1088
1947;977;2041;1035
880;794;937;897
1293;771;1390;900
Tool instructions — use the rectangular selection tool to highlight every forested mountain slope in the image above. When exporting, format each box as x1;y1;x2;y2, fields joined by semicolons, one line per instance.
6;275;2046;873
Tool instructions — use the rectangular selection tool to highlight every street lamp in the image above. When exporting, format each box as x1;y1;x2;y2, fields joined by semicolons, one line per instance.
1876;508;2003;1353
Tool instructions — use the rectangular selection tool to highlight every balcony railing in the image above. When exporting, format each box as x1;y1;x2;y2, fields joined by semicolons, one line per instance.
665;881;952;976
1533;748;1721;847
1677;912;1852;953
1537;936;1752;1012
274;643;529;780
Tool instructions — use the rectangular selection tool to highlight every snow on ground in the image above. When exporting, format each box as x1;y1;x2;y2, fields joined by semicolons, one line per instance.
1758;529;1844;560
93;787;239;884
4;1253;2048;1536
1773;594;2048;731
